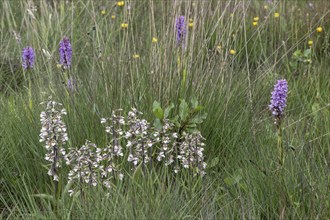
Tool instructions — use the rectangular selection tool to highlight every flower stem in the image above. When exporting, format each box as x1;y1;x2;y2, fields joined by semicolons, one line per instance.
277;120;284;166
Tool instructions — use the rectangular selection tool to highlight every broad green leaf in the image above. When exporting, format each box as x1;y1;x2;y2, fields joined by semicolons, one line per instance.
153;101;164;119
191;112;207;124
153;118;162;130
164;103;174;118
293;50;302;58
194;105;204;112
191;97;198;109
208;157;219;168
304;48;311;57
179;99;189;121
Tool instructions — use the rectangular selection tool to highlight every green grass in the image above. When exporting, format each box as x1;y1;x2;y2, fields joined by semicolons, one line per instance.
1;0;330;219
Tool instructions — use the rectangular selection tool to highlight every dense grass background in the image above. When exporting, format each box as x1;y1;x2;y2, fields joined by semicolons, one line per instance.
1;0;330;219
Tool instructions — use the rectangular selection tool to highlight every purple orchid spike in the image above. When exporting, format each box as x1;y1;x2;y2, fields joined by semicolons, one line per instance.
269;79;288;118
59;37;72;69
175;16;186;46
22;46;35;70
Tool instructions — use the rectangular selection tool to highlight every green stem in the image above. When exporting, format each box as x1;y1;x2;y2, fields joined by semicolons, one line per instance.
178;53;187;100
277;120;284;166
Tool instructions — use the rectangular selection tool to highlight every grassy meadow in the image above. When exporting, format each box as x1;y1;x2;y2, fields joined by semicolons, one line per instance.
1;0;330;219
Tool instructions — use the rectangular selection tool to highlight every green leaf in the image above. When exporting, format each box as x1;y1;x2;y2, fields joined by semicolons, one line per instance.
194;105;204;112
186;127;199;133
153;118;162;130
153;101;164;119
289;61;297;70
179;99;189;122
191;112;207;124
224;169;243;187
293;49;302;58
186;123;197;128
304;48;311;57
171;115;180;127
191;97;198;109
311;103;320;116
32;194;54;200
208;157;219;168
164;103;174;118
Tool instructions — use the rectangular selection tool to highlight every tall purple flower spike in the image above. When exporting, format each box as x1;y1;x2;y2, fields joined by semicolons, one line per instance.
269;79;288;118
22;46;35;70
175;16;186;45
59;37;72;69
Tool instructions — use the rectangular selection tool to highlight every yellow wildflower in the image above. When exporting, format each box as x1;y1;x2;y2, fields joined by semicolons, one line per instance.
274;12;280;18
264;5;268;10
216;45;222;53
253;16;259;21
111;15;116;20
308;40;313;46
230;49;236;55
316;27;323;33
253;21;258;26
101;10;106;15
121;23;128;28
152;37;158;43
133;54;140;59
117;1;124;7
189;22;193;28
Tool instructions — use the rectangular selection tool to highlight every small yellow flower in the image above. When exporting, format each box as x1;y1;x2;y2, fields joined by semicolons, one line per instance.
56;64;62;69
111;15;116;20
101;10;106;15
117;1;124;7
216;45;222;53
152;37;158;43
264;5;268;10
253;16;259;22
308;40;313;46
253;21;258;26
316;27;323;33
121;23;128;28
274;12;280;18
230;49;236;55
133;54;140;59
189;22;193;28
